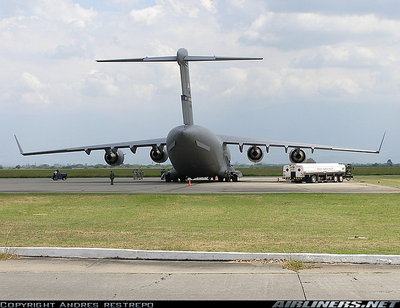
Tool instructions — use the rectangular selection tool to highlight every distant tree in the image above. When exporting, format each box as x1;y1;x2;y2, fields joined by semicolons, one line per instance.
387;159;393;166
0;165;3;169
15;165;21;169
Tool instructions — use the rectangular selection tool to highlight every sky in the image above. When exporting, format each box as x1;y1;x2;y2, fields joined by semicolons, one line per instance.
1;0;399;167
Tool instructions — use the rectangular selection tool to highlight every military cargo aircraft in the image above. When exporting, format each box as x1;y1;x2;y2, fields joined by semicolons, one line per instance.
15;48;385;182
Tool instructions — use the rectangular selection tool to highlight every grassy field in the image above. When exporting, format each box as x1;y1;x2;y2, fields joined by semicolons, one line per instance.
1;166;399;178
0;194;399;255
0;168;164;178
355;176;400;189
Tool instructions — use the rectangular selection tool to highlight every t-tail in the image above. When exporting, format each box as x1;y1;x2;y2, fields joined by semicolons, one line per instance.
97;48;262;126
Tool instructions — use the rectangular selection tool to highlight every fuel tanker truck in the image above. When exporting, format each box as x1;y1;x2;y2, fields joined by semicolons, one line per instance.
283;163;353;183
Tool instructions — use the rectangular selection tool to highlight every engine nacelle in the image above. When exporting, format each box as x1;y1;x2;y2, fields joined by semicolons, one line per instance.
150;147;168;163
289;148;306;163
104;149;125;166
247;146;264;163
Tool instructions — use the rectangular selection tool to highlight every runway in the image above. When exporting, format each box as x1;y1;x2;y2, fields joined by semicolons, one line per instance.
0;176;399;193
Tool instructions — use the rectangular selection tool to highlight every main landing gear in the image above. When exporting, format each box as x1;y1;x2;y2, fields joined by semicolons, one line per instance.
161;170;241;183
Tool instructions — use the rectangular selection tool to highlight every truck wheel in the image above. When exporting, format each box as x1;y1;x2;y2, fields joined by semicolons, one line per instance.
311;175;317;183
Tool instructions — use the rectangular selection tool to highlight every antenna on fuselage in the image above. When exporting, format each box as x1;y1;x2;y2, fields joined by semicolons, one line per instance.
97;48;263;126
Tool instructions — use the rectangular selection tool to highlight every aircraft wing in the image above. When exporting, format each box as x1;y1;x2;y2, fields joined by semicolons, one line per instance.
218;133;385;154
14;135;167;156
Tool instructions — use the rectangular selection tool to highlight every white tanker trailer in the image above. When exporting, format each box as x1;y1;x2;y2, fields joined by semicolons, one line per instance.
283;163;353;183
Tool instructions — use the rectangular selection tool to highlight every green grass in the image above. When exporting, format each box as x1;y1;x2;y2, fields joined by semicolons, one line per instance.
355;176;400;189
0;194;399;254
0;168;164;178
282;260;313;272
352;166;400;175
237;167;282;176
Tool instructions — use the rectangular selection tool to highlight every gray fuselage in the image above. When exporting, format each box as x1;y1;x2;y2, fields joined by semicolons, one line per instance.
166;125;231;178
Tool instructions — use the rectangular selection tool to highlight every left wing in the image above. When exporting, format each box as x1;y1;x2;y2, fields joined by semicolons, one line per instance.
14;135;166;156
218;133;385;154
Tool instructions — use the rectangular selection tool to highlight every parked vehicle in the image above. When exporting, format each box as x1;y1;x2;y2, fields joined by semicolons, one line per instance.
283;163;353;183
52;173;68;181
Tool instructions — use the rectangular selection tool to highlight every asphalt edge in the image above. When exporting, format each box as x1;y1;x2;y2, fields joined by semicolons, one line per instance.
1;247;399;264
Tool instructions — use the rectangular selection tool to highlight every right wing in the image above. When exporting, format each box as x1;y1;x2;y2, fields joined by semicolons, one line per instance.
14;135;166;156
218;133;386;154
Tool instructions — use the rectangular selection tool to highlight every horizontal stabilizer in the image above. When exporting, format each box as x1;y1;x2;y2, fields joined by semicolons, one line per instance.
97;54;263;63
97;56;177;63
185;56;263;61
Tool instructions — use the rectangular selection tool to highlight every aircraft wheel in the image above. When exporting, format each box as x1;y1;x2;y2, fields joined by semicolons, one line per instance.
232;174;238;182
338;175;344;182
333;175;338;183
310;175;317;183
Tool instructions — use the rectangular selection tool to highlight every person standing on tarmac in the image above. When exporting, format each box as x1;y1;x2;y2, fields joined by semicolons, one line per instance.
110;170;115;185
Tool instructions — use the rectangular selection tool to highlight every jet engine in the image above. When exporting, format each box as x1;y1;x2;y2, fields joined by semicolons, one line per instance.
289;148;306;163
104;149;125;166
150;146;168;163
247;146;264;163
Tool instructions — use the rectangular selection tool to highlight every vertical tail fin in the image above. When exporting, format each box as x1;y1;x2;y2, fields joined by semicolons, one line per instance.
97;48;262;126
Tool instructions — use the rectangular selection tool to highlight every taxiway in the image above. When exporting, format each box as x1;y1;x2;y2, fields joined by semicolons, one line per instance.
0;177;399;193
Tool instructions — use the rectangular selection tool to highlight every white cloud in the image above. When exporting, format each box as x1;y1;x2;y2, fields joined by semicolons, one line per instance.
130;5;164;25
200;0;217;13
241;12;400;49
81;70;119;97
20;72;51;105
31;0;97;28
293;45;377;68
22;72;47;91
221;68;248;96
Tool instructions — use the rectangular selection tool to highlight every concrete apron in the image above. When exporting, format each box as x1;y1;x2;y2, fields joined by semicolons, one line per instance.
1;247;400;264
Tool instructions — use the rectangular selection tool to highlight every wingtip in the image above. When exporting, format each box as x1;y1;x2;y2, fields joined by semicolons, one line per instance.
14;134;24;155
377;131;386;153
